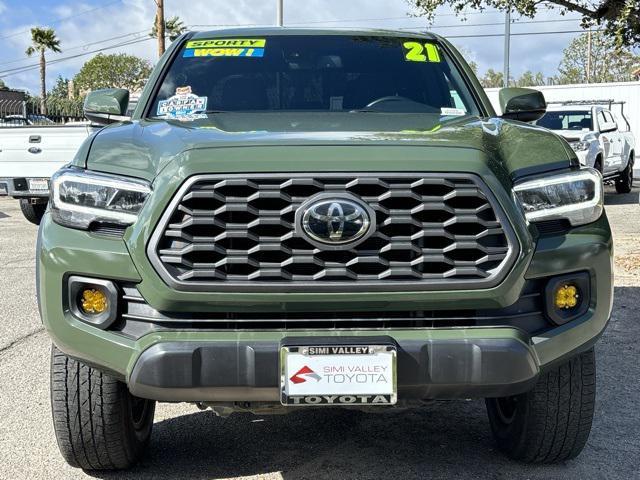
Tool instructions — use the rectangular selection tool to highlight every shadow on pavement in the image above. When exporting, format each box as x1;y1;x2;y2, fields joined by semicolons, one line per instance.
90;286;639;480
604;186;639;206
97;402;510;479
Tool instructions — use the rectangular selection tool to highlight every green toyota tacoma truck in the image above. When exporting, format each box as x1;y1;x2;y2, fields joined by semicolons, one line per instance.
39;29;612;470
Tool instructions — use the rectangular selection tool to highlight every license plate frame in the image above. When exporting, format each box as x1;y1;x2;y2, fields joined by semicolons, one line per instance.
280;344;397;406
28;178;49;191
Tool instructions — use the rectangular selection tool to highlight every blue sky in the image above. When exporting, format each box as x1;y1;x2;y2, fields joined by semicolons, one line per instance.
0;0;587;94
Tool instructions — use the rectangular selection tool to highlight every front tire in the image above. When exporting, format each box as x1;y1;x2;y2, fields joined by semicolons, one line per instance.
615;155;634;194
593;156;602;175
19;198;46;225
485;348;596;463
50;345;155;470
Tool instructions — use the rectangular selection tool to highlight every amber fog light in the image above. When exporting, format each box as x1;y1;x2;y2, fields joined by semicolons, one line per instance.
80;288;108;314
68;276;118;329
554;285;579;309
544;272;590;325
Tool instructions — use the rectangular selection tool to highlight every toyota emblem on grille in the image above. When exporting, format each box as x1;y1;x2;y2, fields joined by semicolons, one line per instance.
296;193;376;249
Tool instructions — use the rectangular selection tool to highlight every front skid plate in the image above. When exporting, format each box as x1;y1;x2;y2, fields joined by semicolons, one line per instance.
126;332;539;402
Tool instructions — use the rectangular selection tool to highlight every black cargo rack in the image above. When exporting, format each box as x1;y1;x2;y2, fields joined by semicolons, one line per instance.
546;99;631;131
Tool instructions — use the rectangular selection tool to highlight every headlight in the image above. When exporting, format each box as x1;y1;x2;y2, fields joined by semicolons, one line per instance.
570;141;590;152
51;167;151;229
513;168;603;226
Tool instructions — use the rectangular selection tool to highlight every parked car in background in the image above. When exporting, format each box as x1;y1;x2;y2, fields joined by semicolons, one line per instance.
534;101;635;193
0;123;95;223
0;114;56;126
0;115;32;127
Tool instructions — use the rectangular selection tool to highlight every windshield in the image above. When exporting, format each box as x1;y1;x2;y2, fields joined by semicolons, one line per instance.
535;110;593;131
148;35;481;119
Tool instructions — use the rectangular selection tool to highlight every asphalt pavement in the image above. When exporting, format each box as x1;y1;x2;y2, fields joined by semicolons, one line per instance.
0;188;639;480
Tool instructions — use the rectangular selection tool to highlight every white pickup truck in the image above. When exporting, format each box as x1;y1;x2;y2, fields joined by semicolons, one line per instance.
534;101;635;193
0;124;95;224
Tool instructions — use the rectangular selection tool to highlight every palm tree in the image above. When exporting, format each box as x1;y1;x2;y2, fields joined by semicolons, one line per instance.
25;27;61;115
150;15;187;43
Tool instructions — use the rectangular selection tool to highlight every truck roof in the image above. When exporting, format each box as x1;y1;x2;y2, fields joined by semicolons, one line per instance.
189;27;440;41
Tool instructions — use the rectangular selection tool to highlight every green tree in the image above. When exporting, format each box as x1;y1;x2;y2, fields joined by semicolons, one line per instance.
456;46;479;76
73;53;152;93
480;69;504;88
467;60;479;76
557;31;640;84
25;27;61;114
516;70;546;87
150;15;187;42
48;75;70;99
409;0;640;47
43;75;83;118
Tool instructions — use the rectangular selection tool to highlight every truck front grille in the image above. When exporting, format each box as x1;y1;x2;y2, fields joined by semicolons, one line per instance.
148;173;517;292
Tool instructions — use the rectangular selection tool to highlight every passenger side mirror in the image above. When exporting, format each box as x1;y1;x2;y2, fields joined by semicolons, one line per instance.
84;89;130;125
499;87;546;122
600;122;617;133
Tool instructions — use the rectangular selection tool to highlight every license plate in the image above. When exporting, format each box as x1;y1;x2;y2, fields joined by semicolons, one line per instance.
280;345;397;406
28;179;49;191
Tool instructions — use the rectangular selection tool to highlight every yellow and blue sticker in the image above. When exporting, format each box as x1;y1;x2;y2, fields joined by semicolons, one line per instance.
183;38;266;58
402;42;441;63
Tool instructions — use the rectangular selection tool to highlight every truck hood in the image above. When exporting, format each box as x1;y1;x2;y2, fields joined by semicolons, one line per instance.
81;112;574;181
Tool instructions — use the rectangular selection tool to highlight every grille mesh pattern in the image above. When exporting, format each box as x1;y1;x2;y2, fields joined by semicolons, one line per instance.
149;174;515;290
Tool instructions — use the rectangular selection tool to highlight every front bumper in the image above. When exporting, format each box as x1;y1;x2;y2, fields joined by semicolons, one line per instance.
129;330;539;401
38;208;613;401
0;177;50;197
38;148;613;402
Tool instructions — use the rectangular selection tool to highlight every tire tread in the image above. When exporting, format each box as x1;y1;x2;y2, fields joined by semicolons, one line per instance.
615;156;633;194
19;199;46;225
50;345;154;470
487;348;596;464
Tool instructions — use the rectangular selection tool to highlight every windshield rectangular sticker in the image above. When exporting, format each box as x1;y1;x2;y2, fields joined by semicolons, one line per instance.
186;39;266;48
184;38;266;58
441;107;467;116
157;86;208;119
403;42;441;63
183;47;264;58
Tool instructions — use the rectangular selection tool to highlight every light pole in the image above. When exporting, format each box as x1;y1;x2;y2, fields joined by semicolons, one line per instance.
277;0;283;26
156;0;165;57
586;29;592;83
503;7;511;88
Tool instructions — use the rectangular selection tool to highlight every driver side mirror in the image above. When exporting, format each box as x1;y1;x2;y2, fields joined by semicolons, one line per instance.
600;122;618;133
84;88;130;125
499;87;546;122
